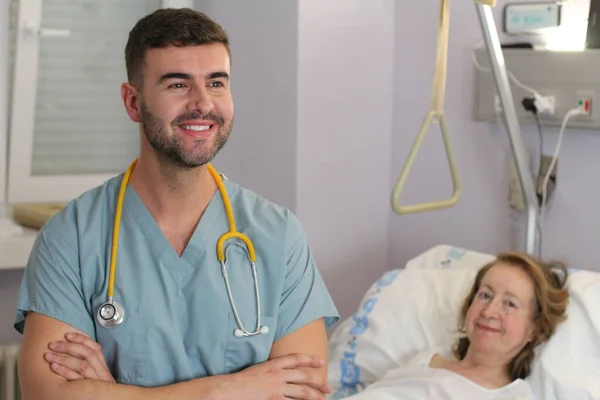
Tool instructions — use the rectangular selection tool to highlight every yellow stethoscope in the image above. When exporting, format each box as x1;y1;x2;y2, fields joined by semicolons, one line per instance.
96;158;269;338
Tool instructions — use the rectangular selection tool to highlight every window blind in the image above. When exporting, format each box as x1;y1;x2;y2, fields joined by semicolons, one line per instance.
12;0;160;176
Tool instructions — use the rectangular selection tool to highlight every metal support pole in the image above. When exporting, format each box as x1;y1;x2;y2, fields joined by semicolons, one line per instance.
475;3;539;256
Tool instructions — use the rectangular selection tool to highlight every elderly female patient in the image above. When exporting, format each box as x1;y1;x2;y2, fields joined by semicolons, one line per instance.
347;252;570;400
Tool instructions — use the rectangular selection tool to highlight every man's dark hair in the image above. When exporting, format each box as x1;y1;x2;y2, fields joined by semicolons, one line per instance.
125;8;230;86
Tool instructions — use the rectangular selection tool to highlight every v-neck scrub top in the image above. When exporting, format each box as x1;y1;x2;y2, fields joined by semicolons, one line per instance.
14;173;339;387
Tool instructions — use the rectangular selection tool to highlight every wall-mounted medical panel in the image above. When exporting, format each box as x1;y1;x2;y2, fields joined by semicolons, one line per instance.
473;48;600;131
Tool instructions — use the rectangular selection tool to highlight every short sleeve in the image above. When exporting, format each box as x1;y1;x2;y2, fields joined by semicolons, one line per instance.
274;213;339;340
14;216;96;340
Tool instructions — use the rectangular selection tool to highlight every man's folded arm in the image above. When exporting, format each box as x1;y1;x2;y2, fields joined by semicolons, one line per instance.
268;318;329;382
18;312;225;400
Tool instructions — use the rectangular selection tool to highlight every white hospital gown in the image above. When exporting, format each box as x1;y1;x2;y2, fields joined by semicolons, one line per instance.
344;348;534;400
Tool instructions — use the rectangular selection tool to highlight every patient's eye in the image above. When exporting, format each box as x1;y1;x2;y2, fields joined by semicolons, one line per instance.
499;299;519;313
477;290;492;300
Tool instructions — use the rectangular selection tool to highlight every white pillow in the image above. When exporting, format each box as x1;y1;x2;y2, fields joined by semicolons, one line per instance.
327;245;600;400
404;244;495;271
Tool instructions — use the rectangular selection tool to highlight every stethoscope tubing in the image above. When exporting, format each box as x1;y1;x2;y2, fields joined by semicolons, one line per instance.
96;159;268;338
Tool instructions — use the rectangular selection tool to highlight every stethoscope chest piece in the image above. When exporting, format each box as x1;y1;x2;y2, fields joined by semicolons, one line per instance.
97;301;125;329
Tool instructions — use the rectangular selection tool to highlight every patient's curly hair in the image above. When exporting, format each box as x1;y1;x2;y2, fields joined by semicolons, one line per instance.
453;252;570;381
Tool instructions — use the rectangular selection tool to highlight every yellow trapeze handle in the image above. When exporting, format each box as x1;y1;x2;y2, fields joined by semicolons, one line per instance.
391;0;461;215
391;111;460;215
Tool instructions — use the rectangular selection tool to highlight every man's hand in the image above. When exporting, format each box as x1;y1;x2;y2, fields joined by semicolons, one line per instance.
42;332;331;400
220;353;333;400
43;332;115;383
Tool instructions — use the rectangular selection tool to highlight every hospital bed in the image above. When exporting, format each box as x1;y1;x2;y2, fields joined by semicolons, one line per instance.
326;244;600;400
326;0;599;398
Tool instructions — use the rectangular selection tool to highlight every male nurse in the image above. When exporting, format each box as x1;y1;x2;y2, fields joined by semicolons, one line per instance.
15;7;339;400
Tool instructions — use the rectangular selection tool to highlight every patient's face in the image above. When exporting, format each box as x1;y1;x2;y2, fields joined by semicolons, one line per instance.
465;263;536;360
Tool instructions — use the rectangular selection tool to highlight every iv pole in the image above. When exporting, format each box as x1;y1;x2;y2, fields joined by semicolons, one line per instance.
475;3;539;256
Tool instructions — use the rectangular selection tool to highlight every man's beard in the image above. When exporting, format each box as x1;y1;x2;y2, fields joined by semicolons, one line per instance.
140;102;232;169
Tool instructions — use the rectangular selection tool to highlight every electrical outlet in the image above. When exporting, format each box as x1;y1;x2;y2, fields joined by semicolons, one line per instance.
576;92;593;117
536;155;558;206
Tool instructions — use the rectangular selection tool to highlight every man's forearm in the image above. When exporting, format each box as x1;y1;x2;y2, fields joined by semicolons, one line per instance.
26;374;231;400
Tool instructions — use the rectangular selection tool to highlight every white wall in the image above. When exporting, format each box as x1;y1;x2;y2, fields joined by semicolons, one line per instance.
296;0;395;321
196;0;299;211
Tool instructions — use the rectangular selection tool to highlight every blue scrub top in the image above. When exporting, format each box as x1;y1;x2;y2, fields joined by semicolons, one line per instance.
14;173;339;387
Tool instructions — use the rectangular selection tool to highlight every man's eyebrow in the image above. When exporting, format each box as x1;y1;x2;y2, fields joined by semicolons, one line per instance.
158;72;192;83
158;71;229;84
208;71;230;80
